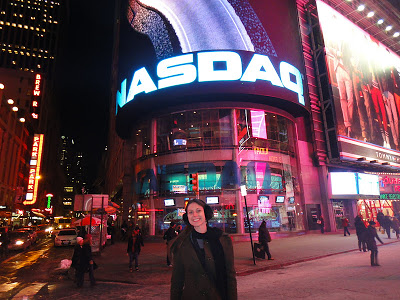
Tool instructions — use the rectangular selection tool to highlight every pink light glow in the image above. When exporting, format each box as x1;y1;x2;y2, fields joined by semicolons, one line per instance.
250;110;267;139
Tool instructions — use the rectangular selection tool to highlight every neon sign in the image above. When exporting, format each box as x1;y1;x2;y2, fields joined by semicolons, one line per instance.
24;134;44;205
33;74;41;96
117;51;305;113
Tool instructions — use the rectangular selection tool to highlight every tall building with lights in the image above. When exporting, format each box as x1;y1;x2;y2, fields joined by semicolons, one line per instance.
0;0;65;223
0;0;62;75
106;0;400;236
60;136;88;216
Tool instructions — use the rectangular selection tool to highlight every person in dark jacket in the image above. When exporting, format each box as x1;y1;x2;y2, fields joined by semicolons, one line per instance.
71;236;96;287
127;226;144;272
170;199;237;300
258;220;274;260
163;221;178;267
382;215;392;239
391;216;400;239
366;221;384;266
354;214;367;252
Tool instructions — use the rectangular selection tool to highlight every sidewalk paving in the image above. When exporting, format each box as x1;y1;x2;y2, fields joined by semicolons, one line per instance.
92;229;399;285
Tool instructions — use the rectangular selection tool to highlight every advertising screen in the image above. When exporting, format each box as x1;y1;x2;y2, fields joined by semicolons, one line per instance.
330;172;358;196
317;1;400;166
275;196;285;203
358;173;379;196
116;0;308;137
164;199;175;207
288;197;295;204
206;196;219;204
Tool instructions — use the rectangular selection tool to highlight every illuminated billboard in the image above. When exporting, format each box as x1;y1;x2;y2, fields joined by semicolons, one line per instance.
116;0;308;137
24;134;44;205
329;172;379;199
317;0;400;166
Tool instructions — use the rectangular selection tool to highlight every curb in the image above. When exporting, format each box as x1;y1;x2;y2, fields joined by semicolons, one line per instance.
236;239;400;276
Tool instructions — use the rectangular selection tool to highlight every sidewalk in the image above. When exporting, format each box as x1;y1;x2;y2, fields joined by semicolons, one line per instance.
92;229;399;285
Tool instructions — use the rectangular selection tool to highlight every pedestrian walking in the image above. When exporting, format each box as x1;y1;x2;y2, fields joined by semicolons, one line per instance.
0;227;10;259
354;214;367;252
71;236;96;287
170;199;237;300
391;216;400;239
127;226;144;272
258;220;274;260
382;215;392;239
121;221;128;241
365;221;384;266
163;221;178;267
317;216;325;234
342;217;351;236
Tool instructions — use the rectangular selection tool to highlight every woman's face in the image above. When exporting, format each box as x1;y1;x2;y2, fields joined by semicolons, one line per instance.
187;202;206;228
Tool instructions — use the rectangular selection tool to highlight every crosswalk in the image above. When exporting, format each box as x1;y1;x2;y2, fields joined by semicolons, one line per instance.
11;282;46;300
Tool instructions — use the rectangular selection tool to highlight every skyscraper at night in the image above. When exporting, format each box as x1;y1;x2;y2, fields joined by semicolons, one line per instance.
0;0;62;75
0;0;65;221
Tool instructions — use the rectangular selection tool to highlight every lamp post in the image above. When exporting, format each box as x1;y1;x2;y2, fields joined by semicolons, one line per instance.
241;185;256;265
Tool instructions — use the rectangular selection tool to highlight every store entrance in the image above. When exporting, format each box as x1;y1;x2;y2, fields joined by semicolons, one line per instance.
332;200;344;229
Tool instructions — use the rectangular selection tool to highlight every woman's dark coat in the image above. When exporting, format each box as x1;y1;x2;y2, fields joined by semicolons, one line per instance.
365;225;383;250
258;226;271;244
127;233;144;253
170;230;237;300
71;244;93;272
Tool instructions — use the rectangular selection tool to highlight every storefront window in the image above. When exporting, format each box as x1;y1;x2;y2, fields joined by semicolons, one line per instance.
236;109;295;153
156;109;233;154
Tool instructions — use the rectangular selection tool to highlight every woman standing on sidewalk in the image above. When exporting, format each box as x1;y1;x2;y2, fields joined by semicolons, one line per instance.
170;199;237;300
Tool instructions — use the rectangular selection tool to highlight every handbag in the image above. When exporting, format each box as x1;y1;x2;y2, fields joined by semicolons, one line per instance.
254;243;265;259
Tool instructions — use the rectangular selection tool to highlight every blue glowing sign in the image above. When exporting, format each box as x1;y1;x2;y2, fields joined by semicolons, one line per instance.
116;51;305;114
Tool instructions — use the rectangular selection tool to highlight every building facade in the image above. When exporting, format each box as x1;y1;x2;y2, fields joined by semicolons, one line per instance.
0;0;65;224
106;0;400;235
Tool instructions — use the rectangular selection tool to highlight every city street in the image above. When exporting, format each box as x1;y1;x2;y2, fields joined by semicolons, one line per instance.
1;233;399;299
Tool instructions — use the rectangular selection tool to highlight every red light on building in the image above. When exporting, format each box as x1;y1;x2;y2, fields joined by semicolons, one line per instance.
33;74;41;96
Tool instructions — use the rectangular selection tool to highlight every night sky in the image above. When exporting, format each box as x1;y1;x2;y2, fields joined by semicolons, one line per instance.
55;1;115;186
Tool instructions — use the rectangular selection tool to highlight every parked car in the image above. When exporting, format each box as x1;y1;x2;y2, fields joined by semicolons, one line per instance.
15;228;38;244
8;231;32;250
54;229;78;247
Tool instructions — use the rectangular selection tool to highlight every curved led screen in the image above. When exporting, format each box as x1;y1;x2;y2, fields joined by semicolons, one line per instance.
116;0;308;138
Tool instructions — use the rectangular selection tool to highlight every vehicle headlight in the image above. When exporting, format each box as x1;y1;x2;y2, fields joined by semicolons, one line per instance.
15;240;24;245
45;227;53;232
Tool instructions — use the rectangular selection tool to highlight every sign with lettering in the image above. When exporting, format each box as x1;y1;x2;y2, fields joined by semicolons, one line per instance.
24;134;44;205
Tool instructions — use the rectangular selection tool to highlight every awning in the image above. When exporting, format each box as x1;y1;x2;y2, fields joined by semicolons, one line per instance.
32;211;46;218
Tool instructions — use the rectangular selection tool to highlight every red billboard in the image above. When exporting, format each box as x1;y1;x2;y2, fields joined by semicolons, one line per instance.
317;0;400;166
116;0;308;137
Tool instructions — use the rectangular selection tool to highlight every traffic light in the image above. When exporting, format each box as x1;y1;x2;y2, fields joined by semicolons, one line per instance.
189;173;199;193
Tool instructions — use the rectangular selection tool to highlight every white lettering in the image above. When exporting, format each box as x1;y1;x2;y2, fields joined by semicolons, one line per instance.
198;51;242;82
157;54;196;89
127;67;157;102
241;54;283;87
280;62;304;105
116;51;305;114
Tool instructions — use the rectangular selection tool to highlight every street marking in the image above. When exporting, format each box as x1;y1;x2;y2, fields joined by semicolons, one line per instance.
0;281;20;293
11;282;46;300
